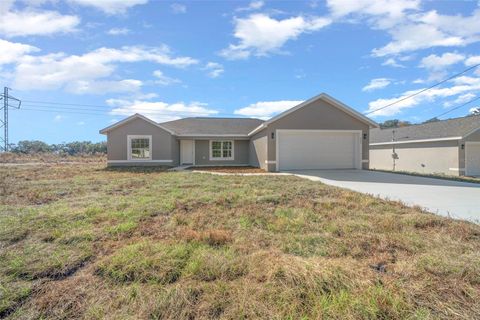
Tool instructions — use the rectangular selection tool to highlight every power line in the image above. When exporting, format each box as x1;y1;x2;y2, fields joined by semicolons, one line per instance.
16;108;111;116
21;104;228;116
22;99;114;108
432;95;480;119
364;63;480;116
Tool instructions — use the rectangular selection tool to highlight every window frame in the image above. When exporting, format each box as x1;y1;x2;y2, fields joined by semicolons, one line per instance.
209;140;234;161
127;135;152;161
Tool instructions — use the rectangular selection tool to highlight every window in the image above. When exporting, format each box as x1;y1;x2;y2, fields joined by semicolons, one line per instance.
210;140;234;160
128;135;152;160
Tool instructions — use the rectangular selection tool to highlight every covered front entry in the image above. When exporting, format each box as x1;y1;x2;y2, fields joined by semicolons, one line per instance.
180;140;195;165
276;130;362;171
466;142;480;177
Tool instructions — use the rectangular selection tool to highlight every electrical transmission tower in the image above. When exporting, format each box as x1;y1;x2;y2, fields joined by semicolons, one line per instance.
0;87;21;152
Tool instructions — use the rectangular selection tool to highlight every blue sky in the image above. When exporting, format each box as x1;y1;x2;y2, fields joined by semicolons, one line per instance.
1;0;480;143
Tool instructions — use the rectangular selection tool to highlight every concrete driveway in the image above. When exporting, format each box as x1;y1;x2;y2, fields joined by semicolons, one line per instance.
287;170;480;222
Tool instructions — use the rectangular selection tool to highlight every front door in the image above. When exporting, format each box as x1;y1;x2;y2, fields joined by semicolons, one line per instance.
180;140;194;165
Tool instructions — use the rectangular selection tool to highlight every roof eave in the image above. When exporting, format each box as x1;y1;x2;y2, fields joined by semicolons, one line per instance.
370;136;463;146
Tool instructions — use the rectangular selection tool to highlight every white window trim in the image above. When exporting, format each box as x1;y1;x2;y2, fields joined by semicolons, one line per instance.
209;140;234;161
127;135;152;161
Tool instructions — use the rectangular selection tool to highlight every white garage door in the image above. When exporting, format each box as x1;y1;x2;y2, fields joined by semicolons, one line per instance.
277;130;361;170
466;142;480;177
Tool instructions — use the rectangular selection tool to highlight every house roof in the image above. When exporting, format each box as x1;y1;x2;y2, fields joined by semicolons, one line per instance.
160;117;264;136
249;93;378;135
370;115;480;145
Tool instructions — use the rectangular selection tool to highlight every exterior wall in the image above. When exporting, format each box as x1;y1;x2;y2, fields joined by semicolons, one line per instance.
465;128;480;141
106;117;177;166
249;129;268;170
369;140;460;176
463;128;480;176
194;139;249;166
264;99;370;171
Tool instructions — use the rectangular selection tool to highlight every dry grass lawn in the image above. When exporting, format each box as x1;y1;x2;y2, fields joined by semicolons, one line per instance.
1;161;480;319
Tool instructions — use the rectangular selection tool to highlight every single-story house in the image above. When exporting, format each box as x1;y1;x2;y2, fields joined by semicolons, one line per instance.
99;93;378;172
369;115;480;177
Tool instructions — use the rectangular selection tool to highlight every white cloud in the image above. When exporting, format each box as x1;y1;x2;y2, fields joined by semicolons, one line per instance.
327;0;420;26
0;3;79;37
67;79;143;94
382;58;405;68
203;62;224;78
465;55;480;66
235;0;264;12
69;0;148;15
372;23;465;57
77;121;85;125
470;107;480;115
419;52;465;81
234;100;303;119
0;39;39;64
8;45;197;93
420;52;464;71
107;27;130;35
107;99;219;122
325;1;480;57
220;14;331;59
443;93;476;108
170;3;186;14
53;114;64;122
362;78;391;92
153;70;181;85
366;77;480;116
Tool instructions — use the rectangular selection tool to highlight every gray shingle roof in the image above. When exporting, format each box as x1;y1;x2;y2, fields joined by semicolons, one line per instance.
370;115;480;143
160;117;264;136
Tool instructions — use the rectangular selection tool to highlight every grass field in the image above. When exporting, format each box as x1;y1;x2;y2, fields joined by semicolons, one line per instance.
1;161;479;319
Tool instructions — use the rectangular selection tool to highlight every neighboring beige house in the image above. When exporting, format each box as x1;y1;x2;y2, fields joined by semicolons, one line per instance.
370;115;480;177
100;93;378;172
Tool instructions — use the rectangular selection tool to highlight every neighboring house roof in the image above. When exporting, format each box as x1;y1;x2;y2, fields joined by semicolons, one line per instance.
161;117;264;136
370;115;480;145
249;92;379;135
99;113;175;135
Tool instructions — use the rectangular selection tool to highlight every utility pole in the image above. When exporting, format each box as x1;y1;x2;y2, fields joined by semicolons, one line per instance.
392;129;397;171
0;87;21;152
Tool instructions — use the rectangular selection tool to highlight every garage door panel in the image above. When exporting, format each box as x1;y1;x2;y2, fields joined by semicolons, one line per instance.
278;131;359;170
466;143;480;177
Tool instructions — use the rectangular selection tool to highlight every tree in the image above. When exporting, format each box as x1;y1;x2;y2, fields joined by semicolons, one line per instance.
422;117;440;124
11;140;106;155
379;119;412;129
12;140;52;154
470;107;480;116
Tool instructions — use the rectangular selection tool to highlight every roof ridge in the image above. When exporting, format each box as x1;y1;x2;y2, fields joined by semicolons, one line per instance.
376;114;480;131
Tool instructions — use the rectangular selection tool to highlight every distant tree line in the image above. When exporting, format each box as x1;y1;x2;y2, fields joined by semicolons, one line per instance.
379;108;480;129
10;140;106;155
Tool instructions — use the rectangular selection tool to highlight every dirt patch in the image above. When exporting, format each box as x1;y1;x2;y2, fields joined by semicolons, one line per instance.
189;166;266;173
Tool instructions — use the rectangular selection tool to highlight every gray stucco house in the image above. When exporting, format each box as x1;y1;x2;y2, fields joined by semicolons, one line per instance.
100;93;378;172
370;115;480;177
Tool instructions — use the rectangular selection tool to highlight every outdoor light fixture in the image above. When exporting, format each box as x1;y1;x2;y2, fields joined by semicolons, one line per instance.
271;132;275;139
363;133;367;140
461;144;465;150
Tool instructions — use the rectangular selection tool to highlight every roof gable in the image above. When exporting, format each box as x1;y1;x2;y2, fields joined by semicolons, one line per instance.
249;93;378;135
99;114;175;135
